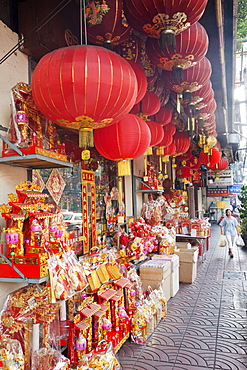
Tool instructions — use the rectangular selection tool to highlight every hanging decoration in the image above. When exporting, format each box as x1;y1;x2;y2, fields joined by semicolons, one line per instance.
94;114;151;176
146;121;164;147
173;132;191;156
163;122;176;136
84;0;131;48
127;60;148;104
199;147;221;168
211;157;229;172
32;45;138;150
151;107;173;126
146;22;208;81
46;169;66;205
130;91;161;118
123;0;208;49
115;34;146;64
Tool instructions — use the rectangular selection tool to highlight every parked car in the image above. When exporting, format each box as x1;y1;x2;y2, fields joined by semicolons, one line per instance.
63;212;82;231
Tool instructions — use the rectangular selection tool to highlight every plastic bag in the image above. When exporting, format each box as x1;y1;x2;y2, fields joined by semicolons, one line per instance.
218;234;227;247
236;235;245;247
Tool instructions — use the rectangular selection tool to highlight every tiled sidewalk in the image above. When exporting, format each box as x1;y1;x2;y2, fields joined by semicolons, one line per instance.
118;225;247;370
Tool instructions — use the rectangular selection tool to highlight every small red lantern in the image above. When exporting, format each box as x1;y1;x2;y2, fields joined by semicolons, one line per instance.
188;156;201;170
32;45;138;148
85;0;131;47
146;121;164;146
176;167;193;178
115;34;145;64
182;80;213;107
173;132;191;155
146;22;208;72
157;131;173;148
94;114;151;176
130;91;161;117
127;60;148;104
164;143;176;157
211;157;229;172
163;123;176;136
124;0;208;48
163;57;212;94
151;107;172;126
198;99;217;120
176;149;193;162
199;148;221;168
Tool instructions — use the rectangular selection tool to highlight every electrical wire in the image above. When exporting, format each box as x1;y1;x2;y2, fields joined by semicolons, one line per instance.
0;0;72;65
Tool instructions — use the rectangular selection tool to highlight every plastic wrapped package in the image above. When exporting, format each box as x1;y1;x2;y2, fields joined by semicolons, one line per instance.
62;250;87;291
140;200;162;226
48;254;74;300
0;335;25;370
127;269;143;301
31;346;70;370
77;341;120;370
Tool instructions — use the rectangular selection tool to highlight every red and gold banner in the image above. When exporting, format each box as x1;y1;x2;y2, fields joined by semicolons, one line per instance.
81;170;96;254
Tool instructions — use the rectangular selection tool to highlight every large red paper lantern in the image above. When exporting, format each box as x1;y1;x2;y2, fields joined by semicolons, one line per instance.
124;0;208;46
32;45;138;147
146;22;208;72
163;57;212;94
127;60;147;104
199;148;221;168
164;143;176;157
198;99;217;120
173;132;191;155
146;121;164;147
182;80;213;106
85;0;131;47
130;91;161;116
94;114;151;175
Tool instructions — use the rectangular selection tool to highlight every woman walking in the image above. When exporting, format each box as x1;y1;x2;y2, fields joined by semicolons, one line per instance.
220;209;239;258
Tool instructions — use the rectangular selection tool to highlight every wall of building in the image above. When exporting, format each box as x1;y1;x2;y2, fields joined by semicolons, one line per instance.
0;20;29;310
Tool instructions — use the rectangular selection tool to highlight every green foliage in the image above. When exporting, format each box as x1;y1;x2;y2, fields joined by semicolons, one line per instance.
237;0;247;50
238;185;247;234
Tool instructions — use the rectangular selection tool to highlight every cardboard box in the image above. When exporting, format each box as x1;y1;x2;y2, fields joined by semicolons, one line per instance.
140;260;171;281
174;248;198;283
141;276;171;301
179;261;197;283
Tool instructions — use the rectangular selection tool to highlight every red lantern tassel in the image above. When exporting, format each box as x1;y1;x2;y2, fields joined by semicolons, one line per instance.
79;128;94;148
160;29;176;50
118;160;131;176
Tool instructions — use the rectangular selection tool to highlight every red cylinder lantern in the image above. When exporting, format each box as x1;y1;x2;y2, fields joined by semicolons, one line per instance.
130;91;161;116
94;114;151;175
32;45;138;147
199;148;221;168
173;132;191;155
176;167;193;178
124;0;208;45
127;60;148;104
146;121;164;146
146;22;208;72
85;0;131;47
163;123;176;136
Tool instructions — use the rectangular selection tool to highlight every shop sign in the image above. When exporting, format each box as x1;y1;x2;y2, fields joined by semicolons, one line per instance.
207;169;233;187
229;184;242;194
206;188;229;197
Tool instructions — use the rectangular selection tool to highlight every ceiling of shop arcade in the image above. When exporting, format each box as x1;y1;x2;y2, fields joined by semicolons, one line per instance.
2;0;237;155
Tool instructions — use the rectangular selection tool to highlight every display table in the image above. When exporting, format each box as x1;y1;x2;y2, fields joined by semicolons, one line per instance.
176;234;210;262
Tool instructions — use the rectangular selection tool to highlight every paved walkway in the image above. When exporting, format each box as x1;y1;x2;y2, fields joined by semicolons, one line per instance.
118;224;247;369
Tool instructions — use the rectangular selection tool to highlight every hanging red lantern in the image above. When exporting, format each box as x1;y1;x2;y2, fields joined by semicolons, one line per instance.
164;143;176;157
176;149;193;162
157;131;173;148
163;122;176;136
32;45;138;148
85;0;131;48
198;99;217;120
115;34;145;64
123;0;208;49
211;157;228;172
130;91;161;117
199;148;221;168
173;132;191;155
146;22;208;75
150;107;172;126
146;121;164;146
127;60;147;104
182;80;213;107
94;114;151;176
163;57;212;95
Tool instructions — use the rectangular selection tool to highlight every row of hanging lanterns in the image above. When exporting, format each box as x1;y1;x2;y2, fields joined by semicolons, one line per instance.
30;0;229;181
